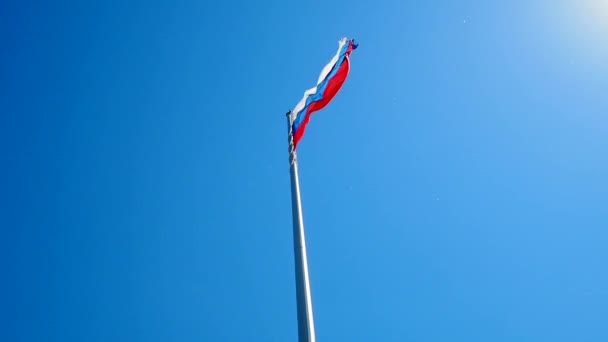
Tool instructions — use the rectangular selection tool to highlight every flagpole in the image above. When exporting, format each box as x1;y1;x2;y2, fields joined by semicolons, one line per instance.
286;111;316;342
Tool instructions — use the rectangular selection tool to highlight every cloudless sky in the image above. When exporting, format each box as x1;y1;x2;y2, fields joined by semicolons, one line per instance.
3;0;608;341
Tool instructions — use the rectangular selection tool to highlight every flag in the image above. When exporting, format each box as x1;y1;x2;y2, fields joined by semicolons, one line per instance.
289;37;358;148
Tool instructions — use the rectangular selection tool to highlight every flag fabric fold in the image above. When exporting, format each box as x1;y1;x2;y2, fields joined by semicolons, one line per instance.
289;37;357;148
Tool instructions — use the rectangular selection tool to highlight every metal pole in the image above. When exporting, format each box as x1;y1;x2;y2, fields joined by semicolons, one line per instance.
286;111;316;342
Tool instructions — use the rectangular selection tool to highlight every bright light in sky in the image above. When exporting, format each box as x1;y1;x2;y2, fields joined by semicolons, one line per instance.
543;0;608;72
585;0;608;20
578;1;608;34
566;1;608;48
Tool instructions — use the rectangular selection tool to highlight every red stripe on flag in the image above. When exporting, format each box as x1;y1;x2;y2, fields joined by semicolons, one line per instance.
293;57;351;147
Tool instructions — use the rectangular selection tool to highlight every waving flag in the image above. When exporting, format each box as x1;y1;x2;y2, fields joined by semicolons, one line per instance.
289;37;358;148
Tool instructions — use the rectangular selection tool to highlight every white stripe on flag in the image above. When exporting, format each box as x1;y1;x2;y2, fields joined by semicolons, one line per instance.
290;38;348;125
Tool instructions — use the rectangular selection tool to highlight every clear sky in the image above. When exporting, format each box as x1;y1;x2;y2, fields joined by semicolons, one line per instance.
3;0;608;341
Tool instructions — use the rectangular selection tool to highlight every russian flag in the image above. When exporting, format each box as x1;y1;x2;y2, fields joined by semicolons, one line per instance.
290;37;358;148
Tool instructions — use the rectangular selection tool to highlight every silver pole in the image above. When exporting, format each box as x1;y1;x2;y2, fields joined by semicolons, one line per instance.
286;111;316;342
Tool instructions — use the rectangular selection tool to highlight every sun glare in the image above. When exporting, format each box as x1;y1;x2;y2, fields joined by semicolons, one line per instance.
552;0;608;70
580;0;608;33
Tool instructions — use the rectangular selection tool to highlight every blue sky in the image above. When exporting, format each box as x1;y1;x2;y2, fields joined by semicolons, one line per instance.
3;0;608;341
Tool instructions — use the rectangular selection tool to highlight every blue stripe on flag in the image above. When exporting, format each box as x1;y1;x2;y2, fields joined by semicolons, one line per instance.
292;43;350;132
